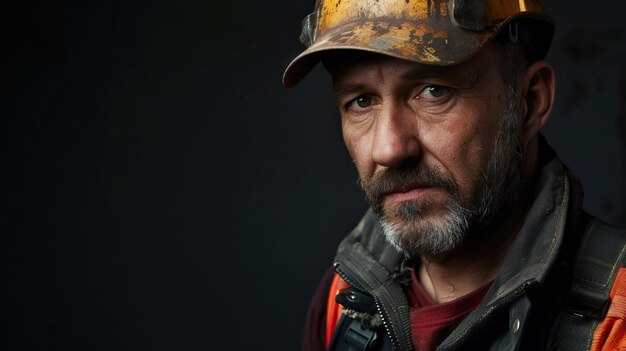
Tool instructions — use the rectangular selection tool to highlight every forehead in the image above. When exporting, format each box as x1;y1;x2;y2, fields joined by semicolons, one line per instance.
328;45;500;88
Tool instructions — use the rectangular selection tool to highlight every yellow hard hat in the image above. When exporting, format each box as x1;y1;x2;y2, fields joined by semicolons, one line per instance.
283;0;554;87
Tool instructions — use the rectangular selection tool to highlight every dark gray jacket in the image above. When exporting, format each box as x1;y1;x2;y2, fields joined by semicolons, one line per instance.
327;145;624;350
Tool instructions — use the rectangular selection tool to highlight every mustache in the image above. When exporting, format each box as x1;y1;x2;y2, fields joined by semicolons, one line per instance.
361;163;457;204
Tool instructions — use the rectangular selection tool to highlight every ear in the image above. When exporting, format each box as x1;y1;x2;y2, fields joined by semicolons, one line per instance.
518;60;556;147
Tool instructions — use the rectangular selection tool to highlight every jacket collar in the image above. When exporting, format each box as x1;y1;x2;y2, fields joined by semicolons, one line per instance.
484;151;570;305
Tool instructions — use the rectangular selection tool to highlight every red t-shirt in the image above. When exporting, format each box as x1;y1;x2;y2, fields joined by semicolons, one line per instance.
404;270;492;351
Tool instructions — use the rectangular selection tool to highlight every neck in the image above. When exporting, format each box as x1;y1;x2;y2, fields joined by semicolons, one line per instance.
417;201;529;304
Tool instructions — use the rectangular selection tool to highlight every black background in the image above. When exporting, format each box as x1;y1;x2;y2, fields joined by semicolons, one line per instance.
2;1;625;350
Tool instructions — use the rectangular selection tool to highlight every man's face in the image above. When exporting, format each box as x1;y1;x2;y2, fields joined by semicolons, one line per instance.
331;46;524;258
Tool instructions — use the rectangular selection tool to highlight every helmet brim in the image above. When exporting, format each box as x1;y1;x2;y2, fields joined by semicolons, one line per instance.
283;14;553;88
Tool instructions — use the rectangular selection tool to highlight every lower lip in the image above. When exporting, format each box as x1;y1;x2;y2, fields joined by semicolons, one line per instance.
386;187;435;203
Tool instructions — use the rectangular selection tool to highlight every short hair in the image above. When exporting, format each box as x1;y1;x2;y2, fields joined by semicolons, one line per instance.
493;22;537;101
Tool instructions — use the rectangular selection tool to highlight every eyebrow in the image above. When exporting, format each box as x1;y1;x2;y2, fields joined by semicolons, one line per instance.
402;65;450;80
332;83;368;100
400;64;484;85
332;67;459;100
332;59;488;100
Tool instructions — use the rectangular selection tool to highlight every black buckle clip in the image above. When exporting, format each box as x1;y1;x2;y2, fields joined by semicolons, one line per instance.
344;318;380;351
568;286;610;319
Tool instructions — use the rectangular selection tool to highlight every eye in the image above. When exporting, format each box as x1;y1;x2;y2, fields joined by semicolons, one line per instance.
352;96;372;109
417;85;450;101
345;95;375;112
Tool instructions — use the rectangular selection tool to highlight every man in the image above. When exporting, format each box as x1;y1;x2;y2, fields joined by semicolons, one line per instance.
284;1;626;350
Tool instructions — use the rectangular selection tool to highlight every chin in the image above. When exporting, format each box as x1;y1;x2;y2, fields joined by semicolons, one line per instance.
378;207;469;259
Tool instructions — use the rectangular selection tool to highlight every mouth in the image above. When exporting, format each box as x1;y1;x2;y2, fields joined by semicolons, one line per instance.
383;184;438;204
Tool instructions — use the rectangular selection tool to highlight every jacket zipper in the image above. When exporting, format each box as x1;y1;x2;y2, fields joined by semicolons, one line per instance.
334;262;404;351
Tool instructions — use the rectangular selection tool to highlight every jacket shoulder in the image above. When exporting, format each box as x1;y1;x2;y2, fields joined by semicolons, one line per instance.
584;219;626;351
552;216;626;351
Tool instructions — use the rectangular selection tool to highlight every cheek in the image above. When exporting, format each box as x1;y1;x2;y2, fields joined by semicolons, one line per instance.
341;122;358;159
431;119;483;159
342;122;375;178
431;117;493;191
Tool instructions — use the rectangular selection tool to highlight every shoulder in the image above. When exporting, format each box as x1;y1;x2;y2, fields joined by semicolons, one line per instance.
302;266;336;351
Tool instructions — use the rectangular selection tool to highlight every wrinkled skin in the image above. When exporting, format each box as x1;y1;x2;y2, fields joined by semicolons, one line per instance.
331;45;521;258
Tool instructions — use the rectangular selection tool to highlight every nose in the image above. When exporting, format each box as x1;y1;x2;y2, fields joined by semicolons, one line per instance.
371;104;421;167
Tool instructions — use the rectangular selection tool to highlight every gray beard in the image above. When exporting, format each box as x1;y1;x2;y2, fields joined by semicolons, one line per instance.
364;99;524;259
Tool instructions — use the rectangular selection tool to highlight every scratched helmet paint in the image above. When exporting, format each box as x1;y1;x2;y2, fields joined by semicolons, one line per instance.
283;0;554;87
